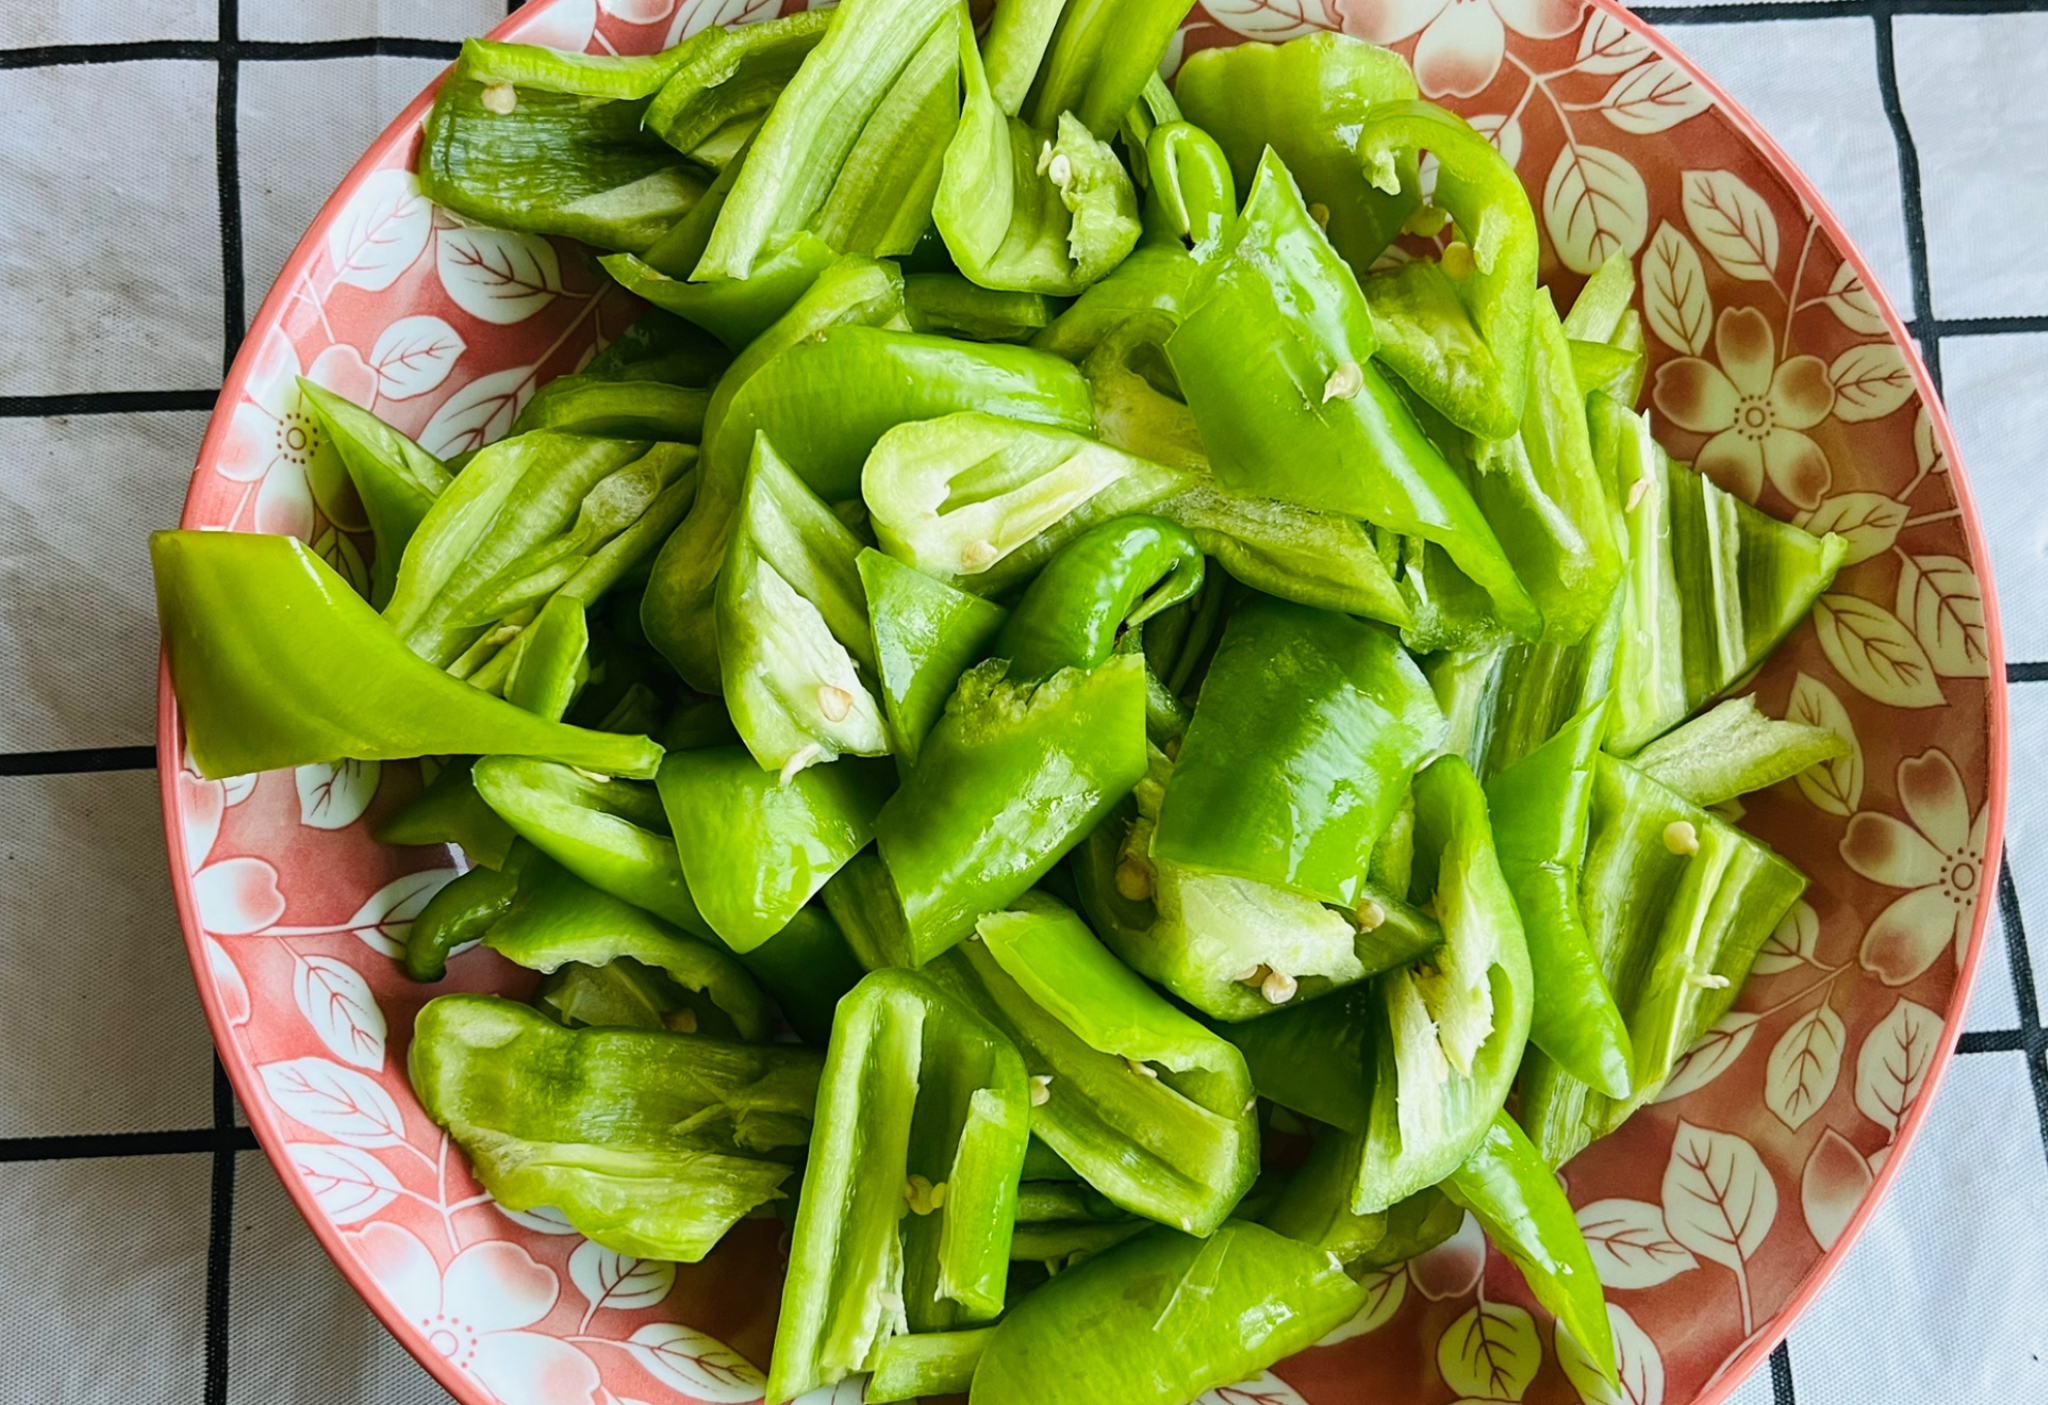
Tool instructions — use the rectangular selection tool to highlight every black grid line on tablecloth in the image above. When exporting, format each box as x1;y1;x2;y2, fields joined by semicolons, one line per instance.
3;3;2047;1403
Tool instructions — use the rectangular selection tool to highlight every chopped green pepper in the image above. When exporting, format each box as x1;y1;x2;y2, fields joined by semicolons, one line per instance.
905;272;1059;343
858;548;1010;764
1631;694;1850;807
410;994;819;1261
1031;243;1197;362
766;969;1029;1402
152;532;662;780
375;759;519;869
510;374;710;444
995;515;1202;682
867;1326;996;1403
643;9;832;160
1143;120;1235;247
500;594;587;723
298;382;451;611
404;856;522;983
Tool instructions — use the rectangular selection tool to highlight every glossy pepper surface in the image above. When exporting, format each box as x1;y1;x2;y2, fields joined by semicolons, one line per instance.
642;9;832;161
656;745;893;952
298;382;451;610
929;893;1259;1236
1152;595;1446;909
767;969;1028;1403
873;654;1148;964
967;1220;1363;1405
410;995;819;1262
1484;701;1633;1099
994;515;1203;682
1631;695;1849;808
1356;754;1534;1213
1166;149;1539;636
858;548;1010;765
152;532;661;780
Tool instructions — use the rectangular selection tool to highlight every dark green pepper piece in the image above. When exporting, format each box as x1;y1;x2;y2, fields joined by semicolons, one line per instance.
1143;120;1235;247
582;307;731;386
1031;244;1198;362
905;272;1058;343
404;860;521;983
867;1326;996;1403
375;759;518;869
511;377;709;443
410;994;819;1261
726;904;867;1048
642;9;833;158
601;236;838;354
995;515;1203;682
152;532;662;780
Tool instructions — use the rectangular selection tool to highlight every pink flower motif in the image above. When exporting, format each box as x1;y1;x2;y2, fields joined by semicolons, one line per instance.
1651;306;1835;508
1841;749;1987;987
350;1222;602;1405
1340;0;1581;99
219;328;378;537
180;759;283;935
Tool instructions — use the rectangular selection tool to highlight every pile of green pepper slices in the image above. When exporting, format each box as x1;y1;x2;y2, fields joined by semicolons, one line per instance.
152;3;1861;1402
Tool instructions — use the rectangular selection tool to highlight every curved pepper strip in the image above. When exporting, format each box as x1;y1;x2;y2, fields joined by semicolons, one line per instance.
410;995;819;1262
1153;595;1446;909
501;594;588;723
858;549;1010;765
1019;0;1198;137
1356;101;1540;440
717;434;889;774
1355;754;1534;1215
866;1327;994;1404
1165;149;1539;637
1518;756;1807;1167
969;1220;1363;1405
609;230;840;352
935;17;1141;297
697;0;959;279
656;746;893;953
152;532;662;780
643;9;832;158
375;760;519;869
927;893;1259;1235
1630;695;1849;808
404;858;522;983
864;412;1190;597
1174;30;1422;276
873;654;1148;964
472;756;703;932
1484;700;1634;1100
1219;985;1378;1134
767;969;1029;1403
1143;121;1235;247
1031;244;1197;362
298;382;450;610
641;254;907;692
904;273;1057;344
418;43;705;254
995;516;1203;682
511;375;710;444
1447;1111;1618;1386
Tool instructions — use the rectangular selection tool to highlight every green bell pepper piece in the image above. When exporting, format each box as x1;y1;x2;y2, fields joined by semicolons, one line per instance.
500;594;588;723
767;969;1029;1402
152;532;662;780
298;382;451;611
606;235;840;352
1518;755;1807;1166
404;858;522;983
511;375;709;443
905;272;1058;343
533;955;743;1039
1144;120;1235;247
1447;1111;1618;1387
656;745;893;952
858;548;1010;764
643;9;833;157
1021;0;1197;137
1631;695;1850;807
1263;1122;1470;1272
874;654;1148;964
1221;985;1378;1133
931;893;1259;1235
641;254;907;692
1077;312;1208;473
1157;482;1412;627
1166;149;1539;636
1356;754;1534;1214
376;759;519;869
863;412;1187;596
1031;243;1197;362
1152;595;1445;909
1009;1218;1150;1263
472;755;702;930
1560;248;1636;343
1074;750;1439;1024
1571;338;1646;409
583;307;732;387
1485;701;1633;1100
696;0;958;279
482;855;776;1043
410;994;819;1261
969;1220;1364;1405
726;904;868;1048
418;43;706;253
1014;1179;1128;1224
1425;638;1510;771
717;433;889;774
1175;30;1422;276
995;516;1202;682
1356;101;1539;440
821;849;918;971
867;1326;996;1403
1483;583;1624;778
935;20;1141;297
384;432;695;679
1463;291;1622;646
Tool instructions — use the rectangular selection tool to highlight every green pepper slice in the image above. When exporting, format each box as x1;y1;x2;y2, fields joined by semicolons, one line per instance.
643;9;833;159
298;382;451;611
858;548;1010;765
410;994;818;1262
152;532;662;780
1630;695;1850;807
375;759;519;869
995;515;1203;682
905;272;1058;344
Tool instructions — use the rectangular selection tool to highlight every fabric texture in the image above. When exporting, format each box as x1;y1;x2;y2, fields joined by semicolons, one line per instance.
0;2;2043;1403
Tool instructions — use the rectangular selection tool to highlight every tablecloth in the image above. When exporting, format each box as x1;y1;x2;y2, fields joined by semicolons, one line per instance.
0;2;2043;1403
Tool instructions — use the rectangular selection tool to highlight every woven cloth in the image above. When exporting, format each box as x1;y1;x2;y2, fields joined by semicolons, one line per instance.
0;3;2043;1403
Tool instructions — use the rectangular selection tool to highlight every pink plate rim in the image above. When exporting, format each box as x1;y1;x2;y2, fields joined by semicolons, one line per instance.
153;2;2013;1402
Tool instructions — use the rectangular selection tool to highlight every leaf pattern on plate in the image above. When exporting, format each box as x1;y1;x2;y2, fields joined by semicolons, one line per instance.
1764;1004;1846;1131
1642;221;1711;355
622;1323;767;1402
569;1241;676;1320
1797;492;1908;567
296;758;381;831
1854;996;1942;1134
1544;142;1650;274
1556;1304;1664;1405
1575;1198;1701;1290
1655;1010;1761;1104
1438;1299;1541;1402
1813;594;1945;709
1799;1128;1874;1251
1681;170;1779;284
1896;554;1990;678
290;1142;403;1225
292;954;388;1070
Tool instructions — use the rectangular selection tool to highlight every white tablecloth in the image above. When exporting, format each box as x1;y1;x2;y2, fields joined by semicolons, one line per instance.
1;3;2043;1403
